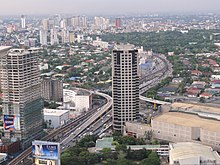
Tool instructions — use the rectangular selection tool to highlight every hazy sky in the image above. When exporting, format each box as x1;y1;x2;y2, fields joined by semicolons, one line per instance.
0;0;220;15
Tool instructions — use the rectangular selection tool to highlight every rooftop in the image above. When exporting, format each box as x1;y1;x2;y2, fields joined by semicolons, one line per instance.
170;142;220;164
0;46;11;52
171;102;220;114
0;46;11;58
95;137;115;150
153;112;220;132
114;44;135;51
43;109;69;116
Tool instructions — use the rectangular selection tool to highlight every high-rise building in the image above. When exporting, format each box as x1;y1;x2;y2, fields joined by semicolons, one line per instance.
41;77;63;102
50;28;59;45
94;17;109;30
21;15;26;29
115;18;122;28
40;29;48;46
54;14;61;27
60;19;67;29
81;16;87;27
69;31;75;43
72;16;80;28
112;44;139;133
61;29;70;44
0;47;44;149
42;19;49;30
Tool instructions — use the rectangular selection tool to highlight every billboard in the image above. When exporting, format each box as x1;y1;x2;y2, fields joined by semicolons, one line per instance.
4;115;20;131
32;141;60;160
34;158;56;165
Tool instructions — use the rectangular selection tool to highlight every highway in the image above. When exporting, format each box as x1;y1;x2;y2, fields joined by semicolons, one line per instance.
139;53;173;104
8;91;112;165
60;91;112;147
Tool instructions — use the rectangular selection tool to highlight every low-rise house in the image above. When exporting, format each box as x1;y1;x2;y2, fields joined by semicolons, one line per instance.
191;81;206;89
211;80;220;88
199;92;213;99
186;87;201;97
172;78;183;84
191;70;202;76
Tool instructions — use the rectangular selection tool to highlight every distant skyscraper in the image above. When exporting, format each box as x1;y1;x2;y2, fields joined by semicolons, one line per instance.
69;31;75;43
42;19;49;30
72;16;80;27
50;28;59;45
61;29;70;44
41;77;63;102
81;16;87;27
112;44;140;133
21;15;26;29
54;14;61;27
115;18;122;28
60;19;67;29
0;47;44;149
40;29;48;46
94;17;109;30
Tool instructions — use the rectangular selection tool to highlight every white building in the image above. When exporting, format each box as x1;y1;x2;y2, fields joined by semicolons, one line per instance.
40;29;48;46
94;17;109;30
63;89;92;111
44;109;69;129
21;15;26;29
169;142;220;165
92;37;109;49
50;28;59;45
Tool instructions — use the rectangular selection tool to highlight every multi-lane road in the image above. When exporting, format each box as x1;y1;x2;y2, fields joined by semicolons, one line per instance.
60;91;112;148
8;92;112;165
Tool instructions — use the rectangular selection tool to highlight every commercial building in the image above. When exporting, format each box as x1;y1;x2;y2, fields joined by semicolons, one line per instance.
41;77;63;102
0;47;44;149
112;44;139;132
63;88;92;111
124;102;220;151
124;122;152;138
169;102;220;120
43;109;69;129
152;112;220;151
169;142;220;165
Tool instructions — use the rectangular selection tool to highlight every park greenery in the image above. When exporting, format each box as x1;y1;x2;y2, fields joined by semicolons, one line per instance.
61;134;160;165
100;29;219;54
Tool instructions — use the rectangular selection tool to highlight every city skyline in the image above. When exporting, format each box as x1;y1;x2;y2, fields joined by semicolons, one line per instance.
0;0;220;15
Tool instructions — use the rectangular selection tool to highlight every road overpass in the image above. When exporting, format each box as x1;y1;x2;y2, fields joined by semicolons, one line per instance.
8;91;112;165
139;95;171;105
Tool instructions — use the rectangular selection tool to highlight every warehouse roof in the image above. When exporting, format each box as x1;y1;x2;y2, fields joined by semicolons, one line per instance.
171;102;220;114
153;112;220;132
169;142;220;164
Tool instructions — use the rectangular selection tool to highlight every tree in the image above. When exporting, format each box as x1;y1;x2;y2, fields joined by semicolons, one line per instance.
116;158;135;165
140;152;160;165
199;97;206;103
79;151;99;165
77;135;97;148
115;144;127;152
